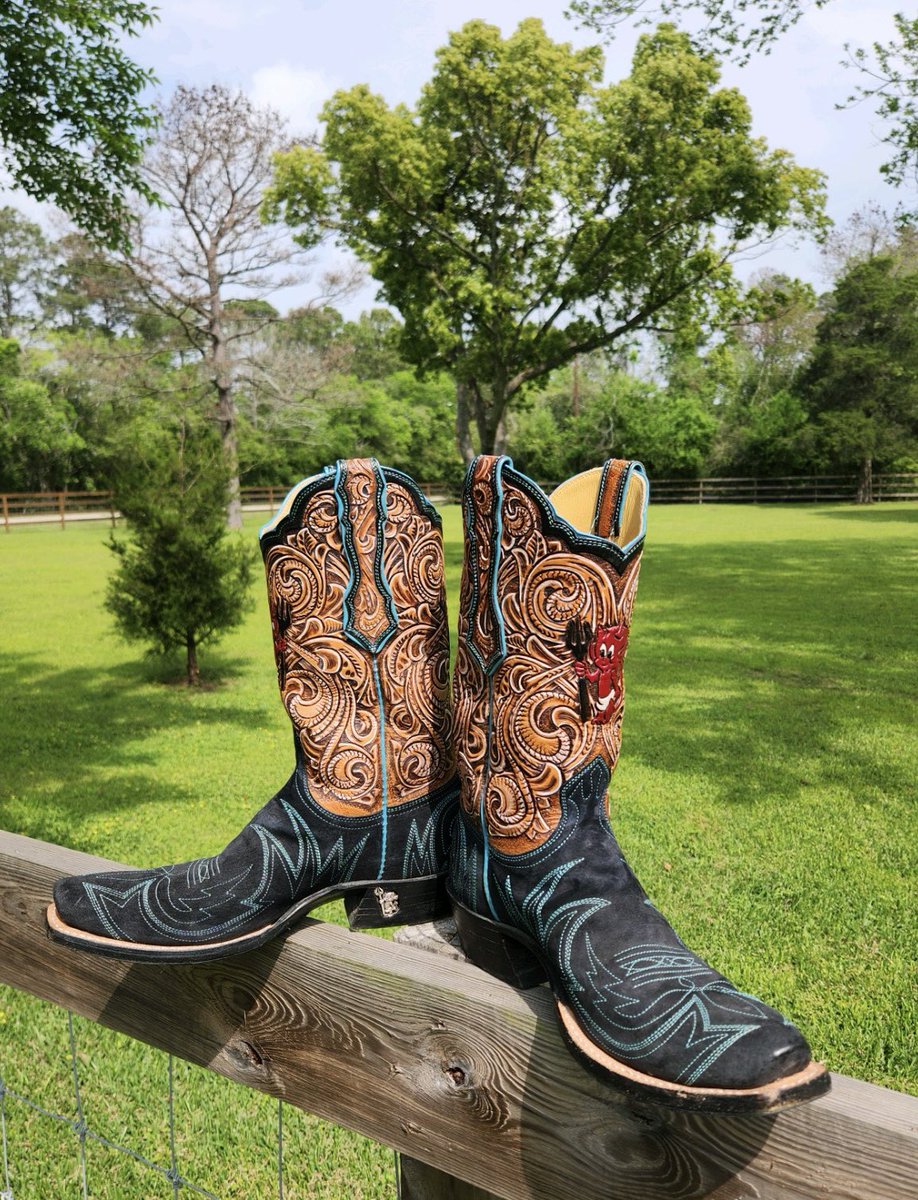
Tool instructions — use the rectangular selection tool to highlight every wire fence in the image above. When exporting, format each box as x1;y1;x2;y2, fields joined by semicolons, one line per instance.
0;1010;251;1200
0;995;407;1200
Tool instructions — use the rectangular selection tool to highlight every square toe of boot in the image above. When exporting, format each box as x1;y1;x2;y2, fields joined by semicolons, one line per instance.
52;874;112;938
694;1021;813;1090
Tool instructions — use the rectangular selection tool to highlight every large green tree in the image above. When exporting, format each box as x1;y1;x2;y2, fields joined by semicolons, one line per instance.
569;3;918;214
797;254;918;500
267;20;825;459
0;0;158;249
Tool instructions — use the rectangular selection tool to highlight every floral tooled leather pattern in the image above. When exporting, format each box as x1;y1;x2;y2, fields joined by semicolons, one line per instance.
453;459;642;854
265;465;453;816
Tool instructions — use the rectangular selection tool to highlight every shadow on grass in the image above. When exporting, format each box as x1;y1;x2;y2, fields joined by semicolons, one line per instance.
0;649;265;848
624;535;915;808
819;505;918;523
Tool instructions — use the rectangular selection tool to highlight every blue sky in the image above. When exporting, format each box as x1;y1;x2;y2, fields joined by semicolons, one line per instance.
11;0;907;315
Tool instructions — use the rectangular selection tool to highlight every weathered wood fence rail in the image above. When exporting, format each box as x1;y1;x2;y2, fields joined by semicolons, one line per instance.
1;831;916;1199
3;473;917;529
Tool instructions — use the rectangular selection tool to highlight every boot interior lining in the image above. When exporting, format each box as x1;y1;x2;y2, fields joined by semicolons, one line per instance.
549;467;646;548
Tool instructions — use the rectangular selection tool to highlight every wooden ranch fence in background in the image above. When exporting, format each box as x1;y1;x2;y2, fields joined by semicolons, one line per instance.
1;831;916;1200
2;473;917;530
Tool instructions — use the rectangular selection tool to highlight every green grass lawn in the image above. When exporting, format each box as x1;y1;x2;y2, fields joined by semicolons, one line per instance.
1;501;916;1197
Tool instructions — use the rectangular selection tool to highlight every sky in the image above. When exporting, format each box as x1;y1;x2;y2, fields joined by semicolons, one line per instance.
10;0;908;316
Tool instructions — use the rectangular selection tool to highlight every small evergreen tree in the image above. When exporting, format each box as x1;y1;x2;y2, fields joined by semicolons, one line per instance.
106;389;255;685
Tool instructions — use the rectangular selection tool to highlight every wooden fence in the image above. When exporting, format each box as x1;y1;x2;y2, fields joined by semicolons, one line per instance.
2;473;916;530
0;830;915;1199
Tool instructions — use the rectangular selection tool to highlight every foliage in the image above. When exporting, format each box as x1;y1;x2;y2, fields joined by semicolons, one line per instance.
45;231;143;336
0;0;159;249
0;338;84;490
709;273;821;474
269;19;825;457
105;393;255;684
0;207;53;337
341;308;406;381
568;0;827;64
569;3;918;211
797;253;918;494
843;14;918;216
507;359;717;480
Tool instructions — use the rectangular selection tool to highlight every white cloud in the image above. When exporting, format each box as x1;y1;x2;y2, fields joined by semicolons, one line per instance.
250;63;334;134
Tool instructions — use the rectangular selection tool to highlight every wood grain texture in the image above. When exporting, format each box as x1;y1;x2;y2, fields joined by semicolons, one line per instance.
400;1157;502;1200
1;831;916;1200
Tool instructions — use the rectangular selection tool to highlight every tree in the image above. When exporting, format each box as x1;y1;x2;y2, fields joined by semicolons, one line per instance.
797;254;918;500
569;3;918;212
0;0;158;249
711;273;820;475
0;338;84;489
106;389;255;685
45;231;141;335
121;84;326;527
268;20;825;459
0;207;53;336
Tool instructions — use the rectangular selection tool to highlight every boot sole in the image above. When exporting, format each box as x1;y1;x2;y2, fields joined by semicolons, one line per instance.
45;873;448;963
450;895;831;1114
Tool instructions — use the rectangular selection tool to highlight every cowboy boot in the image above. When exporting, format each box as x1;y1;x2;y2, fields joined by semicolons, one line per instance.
48;458;458;961
448;454;829;1112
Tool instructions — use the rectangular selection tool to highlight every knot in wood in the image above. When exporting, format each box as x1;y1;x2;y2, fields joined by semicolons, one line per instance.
232;1038;265;1068
445;1062;468;1087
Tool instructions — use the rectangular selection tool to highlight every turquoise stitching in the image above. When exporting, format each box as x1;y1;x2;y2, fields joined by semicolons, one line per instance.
335;458;399;654
464;455;510;676
373;658;389;880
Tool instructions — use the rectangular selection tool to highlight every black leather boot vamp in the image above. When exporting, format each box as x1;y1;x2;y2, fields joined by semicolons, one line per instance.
450;762;827;1112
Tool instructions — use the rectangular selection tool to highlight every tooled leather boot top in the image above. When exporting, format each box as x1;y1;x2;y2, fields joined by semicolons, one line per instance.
453;455;647;854
260;458;454;816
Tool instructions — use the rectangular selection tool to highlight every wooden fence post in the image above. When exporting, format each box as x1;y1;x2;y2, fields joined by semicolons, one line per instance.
394;921;503;1200
2;493;8;533
58;490;66;529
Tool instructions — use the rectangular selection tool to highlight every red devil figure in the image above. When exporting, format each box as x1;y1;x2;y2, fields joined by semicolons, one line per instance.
573;623;629;725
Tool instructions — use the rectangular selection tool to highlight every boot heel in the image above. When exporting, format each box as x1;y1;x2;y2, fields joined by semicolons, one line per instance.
452;901;548;989
344;874;447;929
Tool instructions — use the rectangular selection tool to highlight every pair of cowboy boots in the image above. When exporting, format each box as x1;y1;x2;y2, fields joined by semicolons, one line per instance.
48;456;829;1112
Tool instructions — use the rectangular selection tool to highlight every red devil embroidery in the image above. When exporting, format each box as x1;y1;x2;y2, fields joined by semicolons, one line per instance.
573;623;629;725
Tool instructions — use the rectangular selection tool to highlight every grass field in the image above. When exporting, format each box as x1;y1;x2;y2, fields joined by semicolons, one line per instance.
1;501;916;1198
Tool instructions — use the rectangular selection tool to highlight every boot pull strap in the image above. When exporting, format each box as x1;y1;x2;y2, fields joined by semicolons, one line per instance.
592;460;631;540
464;454;510;676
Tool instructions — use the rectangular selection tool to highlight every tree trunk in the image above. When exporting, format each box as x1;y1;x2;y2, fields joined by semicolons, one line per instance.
216;379;242;529
455;380;476;466
209;264;242;530
857;455;873;504
186;632;200;686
